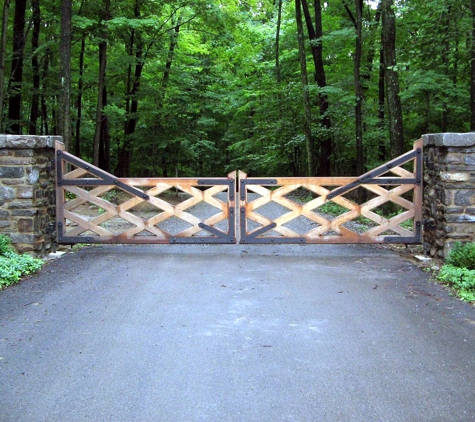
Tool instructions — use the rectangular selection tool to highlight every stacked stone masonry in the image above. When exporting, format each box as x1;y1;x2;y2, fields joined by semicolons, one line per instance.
423;133;475;258
0;135;60;255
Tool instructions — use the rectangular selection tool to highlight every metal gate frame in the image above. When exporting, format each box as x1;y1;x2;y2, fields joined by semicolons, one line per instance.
55;141;236;244
239;139;423;244
55;139;422;245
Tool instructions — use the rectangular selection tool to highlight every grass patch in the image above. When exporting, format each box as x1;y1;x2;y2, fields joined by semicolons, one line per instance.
0;235;44;289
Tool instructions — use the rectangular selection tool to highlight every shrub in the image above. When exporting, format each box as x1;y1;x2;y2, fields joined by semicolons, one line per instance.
0;235;44;289
446;242;475;270
437;242;475;302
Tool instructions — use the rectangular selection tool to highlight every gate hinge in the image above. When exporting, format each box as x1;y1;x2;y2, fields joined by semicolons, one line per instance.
46;222;56;232
47;158;55;172
422;219;436;231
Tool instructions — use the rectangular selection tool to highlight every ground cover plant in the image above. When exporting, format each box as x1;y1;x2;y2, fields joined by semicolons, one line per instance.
437;242;475;302
0;235;44;289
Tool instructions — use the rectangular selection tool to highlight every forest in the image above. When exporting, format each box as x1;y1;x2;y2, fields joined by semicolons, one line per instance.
1;0;474;178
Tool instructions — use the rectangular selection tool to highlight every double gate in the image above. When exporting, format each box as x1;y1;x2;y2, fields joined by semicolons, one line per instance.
55;139;423;245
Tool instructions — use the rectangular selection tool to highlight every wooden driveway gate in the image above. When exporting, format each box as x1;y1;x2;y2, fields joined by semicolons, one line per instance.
55;139;422;245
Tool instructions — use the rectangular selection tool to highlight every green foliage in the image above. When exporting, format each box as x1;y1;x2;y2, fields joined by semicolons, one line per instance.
317;202;347;216
437;242;475;302
2;0;474;177
437;265;475;302
0;234;14;255
0;235;44;289
446;242;475;270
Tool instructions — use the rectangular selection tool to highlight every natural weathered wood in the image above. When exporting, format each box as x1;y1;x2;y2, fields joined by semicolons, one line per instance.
55;140;421;245
240;139;423;244
56;142;236;244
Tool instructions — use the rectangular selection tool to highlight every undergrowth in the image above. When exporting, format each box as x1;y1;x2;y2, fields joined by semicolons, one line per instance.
0;235;44;289
437;242;475;302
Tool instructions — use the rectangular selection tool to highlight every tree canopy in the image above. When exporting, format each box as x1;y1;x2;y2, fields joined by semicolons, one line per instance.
1;0;473;177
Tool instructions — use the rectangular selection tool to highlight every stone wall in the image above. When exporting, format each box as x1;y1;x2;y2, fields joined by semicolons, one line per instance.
423;133;475;258
0;135;60;255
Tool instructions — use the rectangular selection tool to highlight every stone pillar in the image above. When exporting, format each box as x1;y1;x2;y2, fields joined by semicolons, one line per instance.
423;133;475;258
0;135;61;255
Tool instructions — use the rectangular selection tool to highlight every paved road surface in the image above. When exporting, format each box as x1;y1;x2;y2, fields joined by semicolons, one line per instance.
1;244;475;421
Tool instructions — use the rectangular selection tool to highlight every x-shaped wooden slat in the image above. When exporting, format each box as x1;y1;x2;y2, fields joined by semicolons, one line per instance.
244;181;416;239
62;183;229;239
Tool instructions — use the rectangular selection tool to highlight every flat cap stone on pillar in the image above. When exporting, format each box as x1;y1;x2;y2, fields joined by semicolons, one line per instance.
0;135;60;149
423;132;475;148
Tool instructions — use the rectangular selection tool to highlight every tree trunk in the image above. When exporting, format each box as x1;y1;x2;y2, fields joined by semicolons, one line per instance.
59;0;72;150
275;0;282;83
41;49;50;134
161;23;180;91
471;0;475;130
0;0;11;132
381;0;404;158
29;0;40;134
300;0;332;176
441;5;450;132
93;39;107;167
75;35;86;157
116;53;144;176
93;0;110;167
99;83;110;172
8;0;27;134
378;48;386;161
354;0;364;176
116;2;148;177
296;0;315;177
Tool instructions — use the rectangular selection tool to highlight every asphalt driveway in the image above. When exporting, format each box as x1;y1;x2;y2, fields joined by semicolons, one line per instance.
1;244;475;421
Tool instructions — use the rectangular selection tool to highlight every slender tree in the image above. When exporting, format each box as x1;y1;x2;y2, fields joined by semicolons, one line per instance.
116;0;143;176
93;0;110;167
8;0;27;134
354;0;364;175
300;0;332;175
381;0;404;158
275;0;283;83
0;0;10;132
344;0;364;175
74;34;86;157
471;0;475;130
296;0;315;177
29;0;41;134
59;0;72;150
40;47;50;134
161;21;180;91
378;48;386;160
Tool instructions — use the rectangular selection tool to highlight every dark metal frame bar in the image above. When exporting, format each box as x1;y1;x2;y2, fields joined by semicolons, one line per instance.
326;148;422;200
57;150;149;200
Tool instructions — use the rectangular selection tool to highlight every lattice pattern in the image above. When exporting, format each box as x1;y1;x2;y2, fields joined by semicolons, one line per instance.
55;139;422;245
239;139;422;244
55;142;236;244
